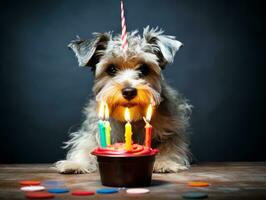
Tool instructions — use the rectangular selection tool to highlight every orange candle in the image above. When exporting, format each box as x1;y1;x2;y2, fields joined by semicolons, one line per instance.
144;104;153;148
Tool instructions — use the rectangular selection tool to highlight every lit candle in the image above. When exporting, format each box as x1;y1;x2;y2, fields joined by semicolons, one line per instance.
98;101;107;148
124;107;132;151
144;104;153;149
104;103;111;146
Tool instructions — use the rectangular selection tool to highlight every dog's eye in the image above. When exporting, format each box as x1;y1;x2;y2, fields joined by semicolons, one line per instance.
137;64;150;77
106;65;118;76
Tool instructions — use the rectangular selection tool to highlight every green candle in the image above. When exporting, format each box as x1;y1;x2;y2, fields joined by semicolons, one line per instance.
99;120;107;148
98;102;107;148
104;103;111;146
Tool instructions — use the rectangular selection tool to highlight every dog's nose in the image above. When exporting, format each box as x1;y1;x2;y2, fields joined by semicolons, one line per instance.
122;87;137;101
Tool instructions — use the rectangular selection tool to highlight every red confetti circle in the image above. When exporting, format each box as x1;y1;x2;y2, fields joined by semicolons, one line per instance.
71;191;95;196
25;192;54;199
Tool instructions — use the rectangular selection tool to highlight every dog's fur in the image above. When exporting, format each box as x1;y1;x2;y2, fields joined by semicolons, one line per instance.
55;26;191;174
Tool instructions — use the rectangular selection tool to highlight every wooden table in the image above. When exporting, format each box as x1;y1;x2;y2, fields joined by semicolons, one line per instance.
0;162;265;199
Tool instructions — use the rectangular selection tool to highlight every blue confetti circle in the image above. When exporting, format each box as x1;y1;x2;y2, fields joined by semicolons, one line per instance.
96;188;119;194
48;188;69;194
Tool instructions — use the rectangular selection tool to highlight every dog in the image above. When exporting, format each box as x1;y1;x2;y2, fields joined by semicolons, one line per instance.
55;26;191;174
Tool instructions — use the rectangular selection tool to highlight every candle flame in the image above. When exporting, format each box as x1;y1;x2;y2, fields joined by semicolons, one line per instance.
98;101;105;119
104;103;109;119
146;104;153;122
124;107;130;122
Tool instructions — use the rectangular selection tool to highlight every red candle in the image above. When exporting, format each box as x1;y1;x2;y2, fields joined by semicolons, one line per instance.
144;104;153;148
145;122;152;148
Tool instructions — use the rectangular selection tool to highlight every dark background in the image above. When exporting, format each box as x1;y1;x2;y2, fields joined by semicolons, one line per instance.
0;0;265;163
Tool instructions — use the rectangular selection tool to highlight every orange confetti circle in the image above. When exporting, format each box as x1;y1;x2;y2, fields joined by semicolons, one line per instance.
188;181;210;187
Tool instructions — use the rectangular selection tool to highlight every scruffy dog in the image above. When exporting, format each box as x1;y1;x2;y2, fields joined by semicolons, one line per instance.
55;26;191;174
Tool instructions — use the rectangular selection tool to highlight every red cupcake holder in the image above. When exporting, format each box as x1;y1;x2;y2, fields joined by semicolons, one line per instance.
91;143;158;187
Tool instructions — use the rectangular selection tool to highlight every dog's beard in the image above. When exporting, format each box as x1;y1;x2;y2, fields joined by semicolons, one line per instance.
95;78;161;122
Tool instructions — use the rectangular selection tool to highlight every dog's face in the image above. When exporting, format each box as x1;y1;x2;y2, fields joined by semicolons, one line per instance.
69;27;182;122
93;51;161;122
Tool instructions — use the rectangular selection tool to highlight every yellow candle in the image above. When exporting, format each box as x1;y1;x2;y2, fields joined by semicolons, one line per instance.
124;108;132;151
105;121;111;146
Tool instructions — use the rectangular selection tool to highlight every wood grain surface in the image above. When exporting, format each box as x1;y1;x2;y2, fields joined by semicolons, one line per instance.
0;162;265;199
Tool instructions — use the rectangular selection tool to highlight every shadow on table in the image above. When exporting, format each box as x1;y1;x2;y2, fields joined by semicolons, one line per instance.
150;179;170;187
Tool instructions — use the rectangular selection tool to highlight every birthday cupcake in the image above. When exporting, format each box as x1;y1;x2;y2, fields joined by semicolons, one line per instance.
92;103;158;187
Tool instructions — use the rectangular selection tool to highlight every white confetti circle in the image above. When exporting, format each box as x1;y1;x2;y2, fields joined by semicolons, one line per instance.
20;186;45;192
126;188;150;194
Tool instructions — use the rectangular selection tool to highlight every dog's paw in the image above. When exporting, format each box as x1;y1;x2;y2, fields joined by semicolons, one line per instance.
153;160;188;173
54;160;93;174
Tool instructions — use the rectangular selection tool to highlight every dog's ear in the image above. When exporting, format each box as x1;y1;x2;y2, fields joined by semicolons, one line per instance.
143;26;183;69
68;33;111;68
